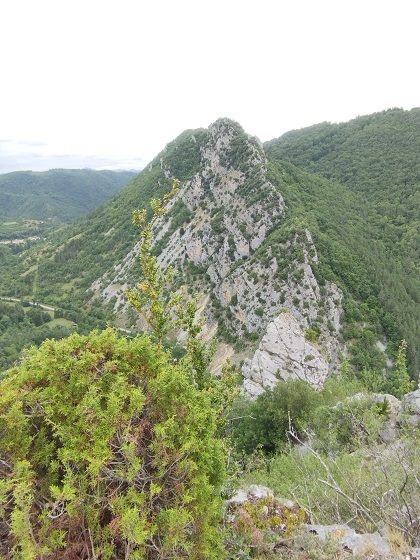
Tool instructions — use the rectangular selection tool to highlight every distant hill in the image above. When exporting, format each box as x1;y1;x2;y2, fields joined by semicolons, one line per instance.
0;168;137;223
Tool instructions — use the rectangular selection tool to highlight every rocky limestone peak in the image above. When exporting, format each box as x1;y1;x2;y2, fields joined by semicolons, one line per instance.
156;118;285;282
91;118;344;396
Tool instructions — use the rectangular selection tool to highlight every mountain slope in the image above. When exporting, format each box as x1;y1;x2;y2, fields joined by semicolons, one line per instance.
265;107;420;198
0;130;207;308
0;168;136;224
265;107;420;373
265;107;420;263
89;122;347;387
1;115;419;386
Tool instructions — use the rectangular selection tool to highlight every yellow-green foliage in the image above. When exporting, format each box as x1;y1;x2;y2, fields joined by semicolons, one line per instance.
240;496;306;537
0;328;226;559
226;495;306;557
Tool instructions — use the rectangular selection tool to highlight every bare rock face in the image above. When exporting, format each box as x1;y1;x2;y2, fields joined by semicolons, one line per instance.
242;312;329;398
305;524;391;557
402;390;420;428
402;389;420;415
90;118;345;389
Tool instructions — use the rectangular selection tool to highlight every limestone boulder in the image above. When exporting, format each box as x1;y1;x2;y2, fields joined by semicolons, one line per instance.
242;312;329;398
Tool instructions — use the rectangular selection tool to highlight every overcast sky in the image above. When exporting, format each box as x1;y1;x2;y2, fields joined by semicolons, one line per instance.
0;0;418;174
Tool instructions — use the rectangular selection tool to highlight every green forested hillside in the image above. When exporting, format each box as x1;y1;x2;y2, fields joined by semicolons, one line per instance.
265;107;420;263
0;168;136;231
0;131;207;312
266;159;420;375
265;107;420;374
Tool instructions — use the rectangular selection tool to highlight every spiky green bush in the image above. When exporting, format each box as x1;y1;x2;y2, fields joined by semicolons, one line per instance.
0;328;225;559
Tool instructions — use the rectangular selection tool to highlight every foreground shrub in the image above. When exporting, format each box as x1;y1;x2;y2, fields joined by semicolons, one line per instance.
230;380;322;456
0;329;225;559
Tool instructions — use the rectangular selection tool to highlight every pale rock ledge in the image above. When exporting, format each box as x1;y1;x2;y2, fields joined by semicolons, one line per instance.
242;312;329;398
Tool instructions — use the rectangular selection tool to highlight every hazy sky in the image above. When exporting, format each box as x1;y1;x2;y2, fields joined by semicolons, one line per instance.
1;0;418;173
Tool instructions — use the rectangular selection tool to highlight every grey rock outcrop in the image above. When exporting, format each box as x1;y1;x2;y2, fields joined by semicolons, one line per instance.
227;485;410;558
228;485;275;505
402;389;420;428
343;392;402;443
403;389;420;415
305;524;391;557
242;312;329;398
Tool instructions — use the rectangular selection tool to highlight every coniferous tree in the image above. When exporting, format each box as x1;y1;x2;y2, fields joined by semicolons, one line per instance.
386;339;415;399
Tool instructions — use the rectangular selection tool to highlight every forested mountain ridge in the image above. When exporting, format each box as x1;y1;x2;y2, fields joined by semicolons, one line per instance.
265;107;420;264
0;168;136;226
265;106;420;374
265;107;420;200
0;111;419;385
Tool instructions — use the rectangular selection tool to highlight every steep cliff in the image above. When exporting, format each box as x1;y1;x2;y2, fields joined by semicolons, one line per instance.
93;119;344;394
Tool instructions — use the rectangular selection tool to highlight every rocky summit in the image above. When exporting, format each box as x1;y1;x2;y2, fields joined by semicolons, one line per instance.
92;118;345;395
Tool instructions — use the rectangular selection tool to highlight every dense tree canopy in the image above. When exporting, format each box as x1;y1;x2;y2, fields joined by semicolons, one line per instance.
0;169;135;225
